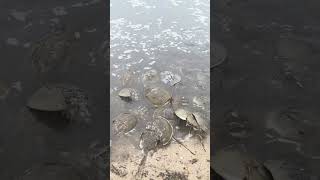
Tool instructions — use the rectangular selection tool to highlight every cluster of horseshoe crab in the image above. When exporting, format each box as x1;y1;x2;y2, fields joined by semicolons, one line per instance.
212;145;319;180
24;22;92;125
111;68;210;177
17;142;109;180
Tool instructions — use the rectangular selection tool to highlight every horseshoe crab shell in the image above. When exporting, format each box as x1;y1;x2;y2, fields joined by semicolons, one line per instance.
30;27;75;74
139;129;160;152
27;86;67;111
153;106;176;120
192;112;209;132
145;87;171;107
160;71;181;86
118;88;137;100
174;108;204;130
142;69;160;85
148;117;174;145
174;108;191;121
120;69;135;86
212;149;273;180
112;112;138;135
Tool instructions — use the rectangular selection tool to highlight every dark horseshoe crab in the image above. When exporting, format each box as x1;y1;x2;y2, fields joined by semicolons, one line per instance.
112;112;138;135
30;23;78;75
145;86;172;107
212;149;274;180
27;83;91;124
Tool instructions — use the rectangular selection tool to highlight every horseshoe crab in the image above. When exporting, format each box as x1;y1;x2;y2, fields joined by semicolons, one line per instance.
118;88;137;101
135;128;160;178
225;110;252;138
27;83;91;124
147;116;174;146
30;24;76;74
153;105;176;120
160;71;181;86
120;69;135;86
18;146;106;180
139;129;160;153
112;112;138;135
192;112;209;133
145;87;171;107
174;108;204;131
142;69;160;85
174;108;191;121
136;117;177;178
212;149;273;180
27;86;67;111
265;107;306;141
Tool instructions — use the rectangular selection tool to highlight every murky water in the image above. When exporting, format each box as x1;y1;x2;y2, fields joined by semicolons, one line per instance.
110;0;210;171
213;0;320;178
0;0;107;179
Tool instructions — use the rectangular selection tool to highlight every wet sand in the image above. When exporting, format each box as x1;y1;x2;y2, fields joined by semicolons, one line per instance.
110;136;210;180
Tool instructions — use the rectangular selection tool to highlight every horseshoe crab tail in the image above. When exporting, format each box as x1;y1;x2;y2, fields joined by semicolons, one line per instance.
172;136;196;155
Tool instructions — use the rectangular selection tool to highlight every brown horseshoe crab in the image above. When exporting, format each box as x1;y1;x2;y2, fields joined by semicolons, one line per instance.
27;83;91;124
145;86;171;107
112;112;138;135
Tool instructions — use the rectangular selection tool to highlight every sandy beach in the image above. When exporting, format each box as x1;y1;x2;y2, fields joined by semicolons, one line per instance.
110;136;210;180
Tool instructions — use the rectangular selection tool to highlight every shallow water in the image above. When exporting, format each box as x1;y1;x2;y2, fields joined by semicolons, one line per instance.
110;0;210;165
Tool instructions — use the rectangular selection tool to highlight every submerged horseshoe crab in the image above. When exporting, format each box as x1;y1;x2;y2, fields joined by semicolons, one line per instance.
265;107;306;141
112;112;138;135
145;86;171;107
225;110;252;138
142;69;160;86
30;24;77;74
18;148;106;180
212;149;274;180
27;83;91;124
153;105;176;121
160;71;181;86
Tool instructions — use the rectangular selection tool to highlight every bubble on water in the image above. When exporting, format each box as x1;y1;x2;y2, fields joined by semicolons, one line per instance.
148;61;156;65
